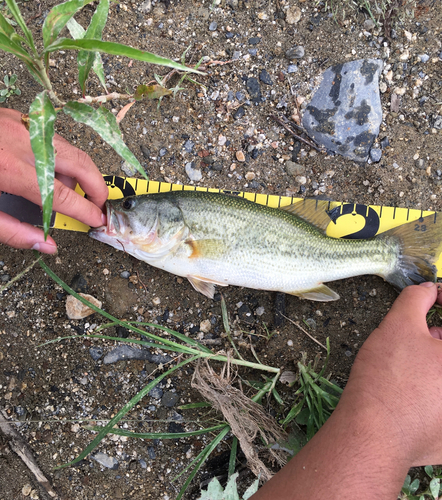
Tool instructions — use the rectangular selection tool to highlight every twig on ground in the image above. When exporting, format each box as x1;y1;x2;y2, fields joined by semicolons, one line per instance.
0;409;59;499
281;314;327;350
269;115;323;152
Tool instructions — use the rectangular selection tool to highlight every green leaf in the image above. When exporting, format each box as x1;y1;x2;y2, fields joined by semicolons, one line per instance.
402;475;411;491
29;92;57;238
77;0;109;95
0;33;33;64
228;436;238;478
410;478;420;494
243;479;260;500
14;88;21;95
0;88;7;96
99;423;226;440
8;73;16;85
66;17;107;91
5;0;35;51
430;477;440;498
0;10;16;37
198;477;224;499
63;102;146;179
42;0;93;47
45;38;205;75
134;83;173;101
0;96;5;103
425;465;434;477
223;472;241;500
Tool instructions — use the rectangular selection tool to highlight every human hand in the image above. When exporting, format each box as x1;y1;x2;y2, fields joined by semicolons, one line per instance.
340;281;442;467
251;283;442;500
0;108;108;254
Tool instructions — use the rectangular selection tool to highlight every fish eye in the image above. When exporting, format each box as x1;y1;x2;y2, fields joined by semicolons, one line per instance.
122;198;135;210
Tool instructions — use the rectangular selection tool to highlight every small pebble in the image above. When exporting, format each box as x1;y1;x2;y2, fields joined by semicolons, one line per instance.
22;485;32;497
66;294;102;320
259;69;273;85
149;386;164;399
120;271;130;279
248;37;261;45
185;162;202;182
287;64;298;73
418;54;429;63
245;171;255;181
286;6;302;24
89;347;103;361
287;340;293;346
369;146;382;163
183;140;194;153
234;107;245;120
286;46;305;60
161;391;179;408
200;319;211;333
236;151;245;162
92;452;119;470
248;48;258;56
209;21;217;31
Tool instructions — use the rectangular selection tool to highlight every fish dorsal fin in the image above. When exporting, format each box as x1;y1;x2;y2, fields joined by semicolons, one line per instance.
289;284;340;302
188;275;228;299
281;199;334;234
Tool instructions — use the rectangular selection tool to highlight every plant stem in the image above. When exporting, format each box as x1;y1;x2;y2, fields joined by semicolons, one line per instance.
34;58;65;106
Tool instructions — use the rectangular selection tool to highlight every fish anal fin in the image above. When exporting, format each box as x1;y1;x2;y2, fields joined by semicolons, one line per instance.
289;284;340;302
187;275;228;299
281;199;334;234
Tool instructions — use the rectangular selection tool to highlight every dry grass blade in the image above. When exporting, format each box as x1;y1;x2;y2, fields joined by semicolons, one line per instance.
192;360;286;481
282;313;327;350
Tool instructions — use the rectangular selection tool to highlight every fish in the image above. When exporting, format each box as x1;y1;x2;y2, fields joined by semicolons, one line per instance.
89;191;442;301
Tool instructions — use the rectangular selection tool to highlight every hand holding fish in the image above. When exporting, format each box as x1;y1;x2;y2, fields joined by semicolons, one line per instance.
251;282;442;500
0;108;108;254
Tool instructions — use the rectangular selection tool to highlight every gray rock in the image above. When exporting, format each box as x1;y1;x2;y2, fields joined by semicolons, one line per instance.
183;140;194;153
285;161;305;177
248;37;261;45
140;145;151;159
185;162;202;182
419;54;430;63
89;347;103;361
121;161;138;177
233;107;245;120
161;391;179;407
246;77;261;103
1;274;10;282
259;69;273;85
149;386;163;399
363;19;375;31
92;452;119;470
369;145;382;162
139;0;152;13
248;49;258;56
120;271;130;279
103;345;172;365
209;21;217;31
286;46;305;60
302;59;383;162
211;161;223;171
287;64;298;73
433;116;442;129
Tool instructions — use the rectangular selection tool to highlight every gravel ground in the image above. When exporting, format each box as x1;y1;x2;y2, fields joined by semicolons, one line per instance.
1;0;442;499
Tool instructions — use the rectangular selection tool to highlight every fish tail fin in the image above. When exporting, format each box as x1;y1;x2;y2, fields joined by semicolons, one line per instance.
378;214;442;290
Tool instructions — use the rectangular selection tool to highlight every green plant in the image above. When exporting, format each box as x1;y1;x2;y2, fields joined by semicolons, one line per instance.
0;0;203;237
197;472;259;500
0;73;20;102
401;466;442;500
281;340;343;440
34;254;281;499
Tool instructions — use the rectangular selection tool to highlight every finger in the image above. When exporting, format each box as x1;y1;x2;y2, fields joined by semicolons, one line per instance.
53;134;109;210
0;211;57;254
51;178;106;228
379;283;437;335
429;327;442;340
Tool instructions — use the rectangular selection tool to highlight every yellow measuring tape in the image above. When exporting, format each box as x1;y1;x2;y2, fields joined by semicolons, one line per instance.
54;175;442;276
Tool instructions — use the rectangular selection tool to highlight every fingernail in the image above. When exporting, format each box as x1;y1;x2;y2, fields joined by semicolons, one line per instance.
101;213;107;225
32;241;57;254
419;281;435;288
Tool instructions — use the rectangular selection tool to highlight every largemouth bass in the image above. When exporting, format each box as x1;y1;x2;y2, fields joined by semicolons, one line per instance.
89;191;442;301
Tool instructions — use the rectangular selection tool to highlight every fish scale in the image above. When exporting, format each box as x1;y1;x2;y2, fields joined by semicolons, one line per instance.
89;191;442;301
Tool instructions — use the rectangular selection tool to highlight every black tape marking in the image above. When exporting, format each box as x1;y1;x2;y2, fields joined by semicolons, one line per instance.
104;176;136;198
328;203;380;239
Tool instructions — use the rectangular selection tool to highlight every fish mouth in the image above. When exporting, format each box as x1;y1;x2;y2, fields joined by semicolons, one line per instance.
89;202;124;240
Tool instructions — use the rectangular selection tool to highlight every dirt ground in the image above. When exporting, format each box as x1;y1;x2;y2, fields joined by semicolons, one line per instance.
1;0;442;499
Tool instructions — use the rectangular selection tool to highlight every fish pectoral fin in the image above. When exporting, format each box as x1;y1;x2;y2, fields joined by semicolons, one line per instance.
281;199;334;234
187;275;228;299
185;238;225;259
291;284;340;302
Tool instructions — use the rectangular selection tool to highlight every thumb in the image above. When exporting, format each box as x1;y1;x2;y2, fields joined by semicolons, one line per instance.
0;211;57;254
379;283;437;335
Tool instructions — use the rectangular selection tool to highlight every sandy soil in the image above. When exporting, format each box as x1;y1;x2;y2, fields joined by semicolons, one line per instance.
1;0;442;499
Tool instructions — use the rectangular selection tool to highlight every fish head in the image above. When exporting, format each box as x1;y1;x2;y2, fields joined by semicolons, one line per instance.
89;195;187;260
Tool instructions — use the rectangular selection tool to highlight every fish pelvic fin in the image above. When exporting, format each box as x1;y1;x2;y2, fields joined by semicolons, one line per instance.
290;284;340;302
187;275;228;299
378;213;442;290
281;199;334;234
